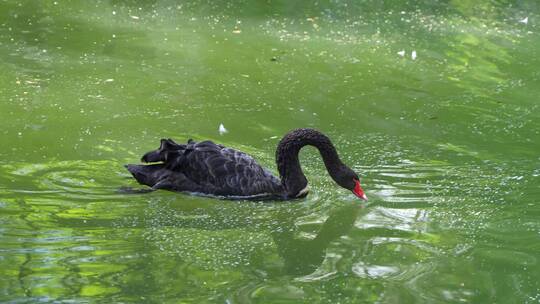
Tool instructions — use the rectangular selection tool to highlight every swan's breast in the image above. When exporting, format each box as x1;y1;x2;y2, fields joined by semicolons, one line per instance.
295;185;309;198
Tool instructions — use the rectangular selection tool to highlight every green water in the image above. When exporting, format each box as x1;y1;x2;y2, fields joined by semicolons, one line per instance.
1;0;539;303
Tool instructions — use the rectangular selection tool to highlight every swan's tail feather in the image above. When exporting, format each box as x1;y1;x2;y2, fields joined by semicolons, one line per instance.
141;138;186;163
128;138;193;188
141;150;162;163
125;164;166;187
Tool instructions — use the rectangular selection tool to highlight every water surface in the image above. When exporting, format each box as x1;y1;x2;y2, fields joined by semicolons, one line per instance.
1;1;539;303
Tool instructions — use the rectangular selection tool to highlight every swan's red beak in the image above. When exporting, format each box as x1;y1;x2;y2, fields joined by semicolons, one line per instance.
353;179;368;201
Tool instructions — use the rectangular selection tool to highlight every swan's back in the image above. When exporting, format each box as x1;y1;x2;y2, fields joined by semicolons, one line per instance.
126;138;284;198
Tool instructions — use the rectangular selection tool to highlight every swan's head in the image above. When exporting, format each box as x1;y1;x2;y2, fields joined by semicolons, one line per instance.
352;178;368;201
335;167;368;201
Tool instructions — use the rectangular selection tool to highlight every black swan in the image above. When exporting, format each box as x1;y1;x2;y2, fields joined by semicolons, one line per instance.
125;128;367;200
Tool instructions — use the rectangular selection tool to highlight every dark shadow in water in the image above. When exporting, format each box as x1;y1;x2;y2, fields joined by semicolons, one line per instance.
270;203;362;276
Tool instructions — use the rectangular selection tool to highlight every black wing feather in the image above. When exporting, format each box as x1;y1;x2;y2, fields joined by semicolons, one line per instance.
127;138;284;199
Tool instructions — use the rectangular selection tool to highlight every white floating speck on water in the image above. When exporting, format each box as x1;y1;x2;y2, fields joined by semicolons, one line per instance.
397;50;405;57
411;50;417;60
130;15;140;20
219;123;228;135
104;78;114;83
519;17;528;24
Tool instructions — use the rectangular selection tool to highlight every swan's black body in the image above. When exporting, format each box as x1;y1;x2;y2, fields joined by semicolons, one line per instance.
126;128;363;200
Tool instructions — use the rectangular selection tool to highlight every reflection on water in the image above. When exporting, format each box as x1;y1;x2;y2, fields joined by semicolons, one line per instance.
2;146;537;302
1;0;540;303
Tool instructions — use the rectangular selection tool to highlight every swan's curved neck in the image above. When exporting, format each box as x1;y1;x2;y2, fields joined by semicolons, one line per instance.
275;128;344;198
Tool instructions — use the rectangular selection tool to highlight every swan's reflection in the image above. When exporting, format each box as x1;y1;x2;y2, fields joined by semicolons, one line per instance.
139;199;365;277
270;203;363;275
